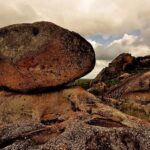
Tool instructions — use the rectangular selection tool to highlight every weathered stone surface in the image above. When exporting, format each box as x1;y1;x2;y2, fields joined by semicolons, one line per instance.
117;92;150;121
92;53;133;86
0;87;149;128
0;87;150;150
104;71;150;120
0;22;95;92
92;53;150;87
0;121;150;150
88;82;107;96
118;73;131;80
106;71;150;99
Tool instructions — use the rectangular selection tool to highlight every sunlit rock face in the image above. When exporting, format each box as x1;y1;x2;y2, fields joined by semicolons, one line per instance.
0;21;95;92
106;71;150;99
105;71;150;120
0;87;150;150
92;53;150;87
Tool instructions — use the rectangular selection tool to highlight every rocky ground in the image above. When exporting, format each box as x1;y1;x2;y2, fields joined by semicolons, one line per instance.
90;53;150;123
0;22;150;150
0;87;150;150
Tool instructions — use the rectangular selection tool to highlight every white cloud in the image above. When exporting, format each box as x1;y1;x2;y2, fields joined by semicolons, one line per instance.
107;33;150;57
131;45;150;57
0;0;150;35
87;40;102;49
108;34;138;47
88;33;150;61
83;60;110;79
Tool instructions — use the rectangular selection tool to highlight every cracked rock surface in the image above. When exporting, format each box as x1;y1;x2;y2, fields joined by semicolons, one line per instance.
0;87;150;150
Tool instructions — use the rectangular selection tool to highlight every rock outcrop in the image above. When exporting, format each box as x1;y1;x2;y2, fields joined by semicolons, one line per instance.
88;82;107;96
1;120;150;150
105;71;150;120
92;53;150;87
0;21;95;92
1;87;149;128
106;71;150;99
0;87;150;150
92;53;133;86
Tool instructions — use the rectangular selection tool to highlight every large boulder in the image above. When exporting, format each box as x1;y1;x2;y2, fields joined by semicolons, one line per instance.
0;22;95;92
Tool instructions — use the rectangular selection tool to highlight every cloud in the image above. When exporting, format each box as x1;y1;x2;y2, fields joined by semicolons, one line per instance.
88;33;150;61
0;0;150;36
83;60;110;78
135;26;150;47
0;2;41;27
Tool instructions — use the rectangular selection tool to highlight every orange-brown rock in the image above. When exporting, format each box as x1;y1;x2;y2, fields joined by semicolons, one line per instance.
92;53;133;85
106;71;150;99
119;92;150;120
88;82;107;96
92;53;150;88
0;120;150;150
0;87;149;128
105;71;150;120
0;22;95;92
118;73;131;80
0;87;150;149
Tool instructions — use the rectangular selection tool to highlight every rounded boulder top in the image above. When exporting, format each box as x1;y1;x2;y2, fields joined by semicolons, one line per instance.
0;21;95;92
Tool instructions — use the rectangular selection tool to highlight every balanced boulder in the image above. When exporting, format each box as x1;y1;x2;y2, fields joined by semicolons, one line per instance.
0;22;95;92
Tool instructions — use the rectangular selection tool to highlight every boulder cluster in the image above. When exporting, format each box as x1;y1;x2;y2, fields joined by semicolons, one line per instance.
90;53;150;126
0;22;150;150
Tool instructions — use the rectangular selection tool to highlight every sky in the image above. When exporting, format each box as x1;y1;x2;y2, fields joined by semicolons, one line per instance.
0;0;150;78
